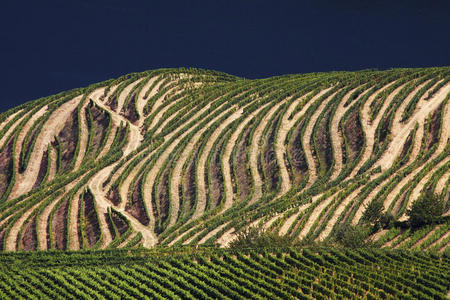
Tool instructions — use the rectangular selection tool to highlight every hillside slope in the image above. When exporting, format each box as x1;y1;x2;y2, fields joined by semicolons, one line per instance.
0;67;448;251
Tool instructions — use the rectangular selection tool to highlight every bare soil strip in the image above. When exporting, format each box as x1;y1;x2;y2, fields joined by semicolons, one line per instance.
329;87;364;180
47;147;58;182
350;82;400;177
116;79;144;114
297;193;334;239
412;226;440;249
192;106;243;221
11;97;80;199
5;202;41;251
349;82;446;225
0;111;31;150
302;91;338;187
168;226;196;246
222;104;269;212
198;222;229;244
0;110;22;133
435;170;449;195
407;158;449;209
142;103;217;232
426;229;450;250
278;204;309;236
73;100;89;170
375;82;448;170
249;102;285;203
91;88;142;156
36;197;61;250
135;76;158;124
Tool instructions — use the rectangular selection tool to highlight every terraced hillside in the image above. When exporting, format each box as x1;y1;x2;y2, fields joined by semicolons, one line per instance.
0;67;448;251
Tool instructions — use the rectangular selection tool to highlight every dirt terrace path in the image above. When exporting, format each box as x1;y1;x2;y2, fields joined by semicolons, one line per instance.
141;102;216;232
9;105;48;198
302;91;338;187
47;147;58;182
350;81;399;177
249;101;285;204
135;76;159;125
412;226;440;249
381;83;450;219
382;125;425;210
222;104;269;212
11;97;81;199
375;80;446;170
5;202;41;251
0;111;31;150
276;89;332;195
116;78;144;114
407;158;449;209
167;226;196;246
168;106;231;226
435;171;449;195
198;222;229;245
329;86;368;180
91;88;142;157
317;184;365;240
426;229;450;250
97;126;117;160
297;193;335;239
152;96;190;135
37;196;62;250
0;110;22;133
191;106;244;221
87;168;115;248
73;99;89;170
278;205;307;236
144;79;180;118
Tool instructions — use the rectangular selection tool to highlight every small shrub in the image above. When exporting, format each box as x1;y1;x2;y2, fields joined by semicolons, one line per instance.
228;224;294;249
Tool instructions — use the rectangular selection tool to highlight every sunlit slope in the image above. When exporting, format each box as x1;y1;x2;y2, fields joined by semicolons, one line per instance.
0;67;448;251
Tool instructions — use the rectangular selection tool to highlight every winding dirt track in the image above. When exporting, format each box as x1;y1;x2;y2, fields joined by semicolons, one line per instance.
0;111;31;150
435;171;449;195
376;81;447;170
329;87;362;180
248;102;285;203
92;88;142;156
192;106;243;221
222;104;269;211
116;79;144;114
11;97;81;199
5;203;41;251
354;81;450;224
350;82;400;177
0;110;22;133
135;76;158;124
73;100;89;170
302;91;338;187
279;204;309;236
9;106;48;198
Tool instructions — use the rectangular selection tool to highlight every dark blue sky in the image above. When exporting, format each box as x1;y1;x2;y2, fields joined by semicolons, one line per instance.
1;0;449;112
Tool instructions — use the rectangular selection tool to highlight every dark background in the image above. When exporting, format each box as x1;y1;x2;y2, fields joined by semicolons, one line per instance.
1;0;449;112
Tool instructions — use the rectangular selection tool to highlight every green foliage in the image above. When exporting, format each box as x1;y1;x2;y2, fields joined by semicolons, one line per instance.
228;224;295;249
334;224;370;248
407;190;445;228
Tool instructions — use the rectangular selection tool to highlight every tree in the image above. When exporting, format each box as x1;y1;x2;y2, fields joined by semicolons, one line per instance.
362;200;384;225
334;224;369;248
407;190;444;228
